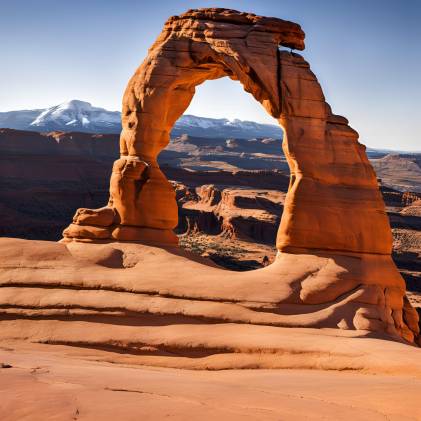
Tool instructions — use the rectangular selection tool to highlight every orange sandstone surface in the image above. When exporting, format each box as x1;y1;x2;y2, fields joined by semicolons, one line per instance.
0;8;420;420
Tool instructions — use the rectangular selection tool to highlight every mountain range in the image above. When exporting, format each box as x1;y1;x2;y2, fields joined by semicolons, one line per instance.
0;100;283;139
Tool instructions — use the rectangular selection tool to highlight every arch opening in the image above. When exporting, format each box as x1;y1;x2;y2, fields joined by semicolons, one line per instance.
159;76;289;271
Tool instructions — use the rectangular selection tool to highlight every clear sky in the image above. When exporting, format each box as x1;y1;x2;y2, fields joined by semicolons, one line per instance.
1;0;420;151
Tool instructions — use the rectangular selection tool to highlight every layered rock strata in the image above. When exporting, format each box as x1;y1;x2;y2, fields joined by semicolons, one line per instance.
0;238;420;367
178;184;283;243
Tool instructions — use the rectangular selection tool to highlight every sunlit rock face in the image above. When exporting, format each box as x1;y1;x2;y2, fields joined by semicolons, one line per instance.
0;8;418;350
62;8;304;245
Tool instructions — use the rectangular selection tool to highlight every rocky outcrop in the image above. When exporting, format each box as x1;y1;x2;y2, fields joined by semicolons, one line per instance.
276;52;391;255
1;8;419;347
1;237;420;365
178;184;283;243
402;194;421;210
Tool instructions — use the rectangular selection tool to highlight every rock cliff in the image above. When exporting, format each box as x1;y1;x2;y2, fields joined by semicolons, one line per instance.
178;184;284;244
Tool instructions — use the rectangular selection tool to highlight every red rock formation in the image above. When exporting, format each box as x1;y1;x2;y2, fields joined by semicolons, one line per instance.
402;192;421;207
62;8;304;245
180;184;283;243
1;9;419;346
276;53;392;254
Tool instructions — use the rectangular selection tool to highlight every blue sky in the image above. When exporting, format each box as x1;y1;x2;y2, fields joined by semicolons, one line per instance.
1;0;420;151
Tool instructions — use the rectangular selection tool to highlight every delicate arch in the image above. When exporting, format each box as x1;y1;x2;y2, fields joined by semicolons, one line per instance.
63;8;391;257
31;6;418;346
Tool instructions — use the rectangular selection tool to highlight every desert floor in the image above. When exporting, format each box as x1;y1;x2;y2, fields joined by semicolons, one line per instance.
1;341;421;421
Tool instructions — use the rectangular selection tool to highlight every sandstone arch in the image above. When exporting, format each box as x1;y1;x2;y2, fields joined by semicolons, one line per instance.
15;8;416;345
63;8;304;244
62;8;390;256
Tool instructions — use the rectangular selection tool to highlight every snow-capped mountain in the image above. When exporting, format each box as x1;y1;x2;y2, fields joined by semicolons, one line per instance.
173;115;282;139
0;109;43;131
30;100;121;133
0;100;121;134
0;100;283;139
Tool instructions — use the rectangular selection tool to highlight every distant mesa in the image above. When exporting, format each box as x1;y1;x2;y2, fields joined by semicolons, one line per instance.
371;153;421;193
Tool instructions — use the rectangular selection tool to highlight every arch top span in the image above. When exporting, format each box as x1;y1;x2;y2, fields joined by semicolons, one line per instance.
120;8;305;161
162;8;305;50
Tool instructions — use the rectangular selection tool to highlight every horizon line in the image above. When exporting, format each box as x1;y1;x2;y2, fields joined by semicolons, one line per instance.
0;99;420;154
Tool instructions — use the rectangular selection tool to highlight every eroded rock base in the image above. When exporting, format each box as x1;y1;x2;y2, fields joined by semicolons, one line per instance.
0;238;418;352
62;225;178;246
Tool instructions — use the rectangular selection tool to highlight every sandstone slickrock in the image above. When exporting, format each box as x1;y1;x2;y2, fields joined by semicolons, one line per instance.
2;344;421;420
0;7;419;359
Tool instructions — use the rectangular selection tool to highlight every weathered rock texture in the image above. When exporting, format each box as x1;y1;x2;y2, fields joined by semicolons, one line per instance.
178;183;284;243
62;8;304;245
1;8;419;348
0;238;420;362
276;53;392;255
